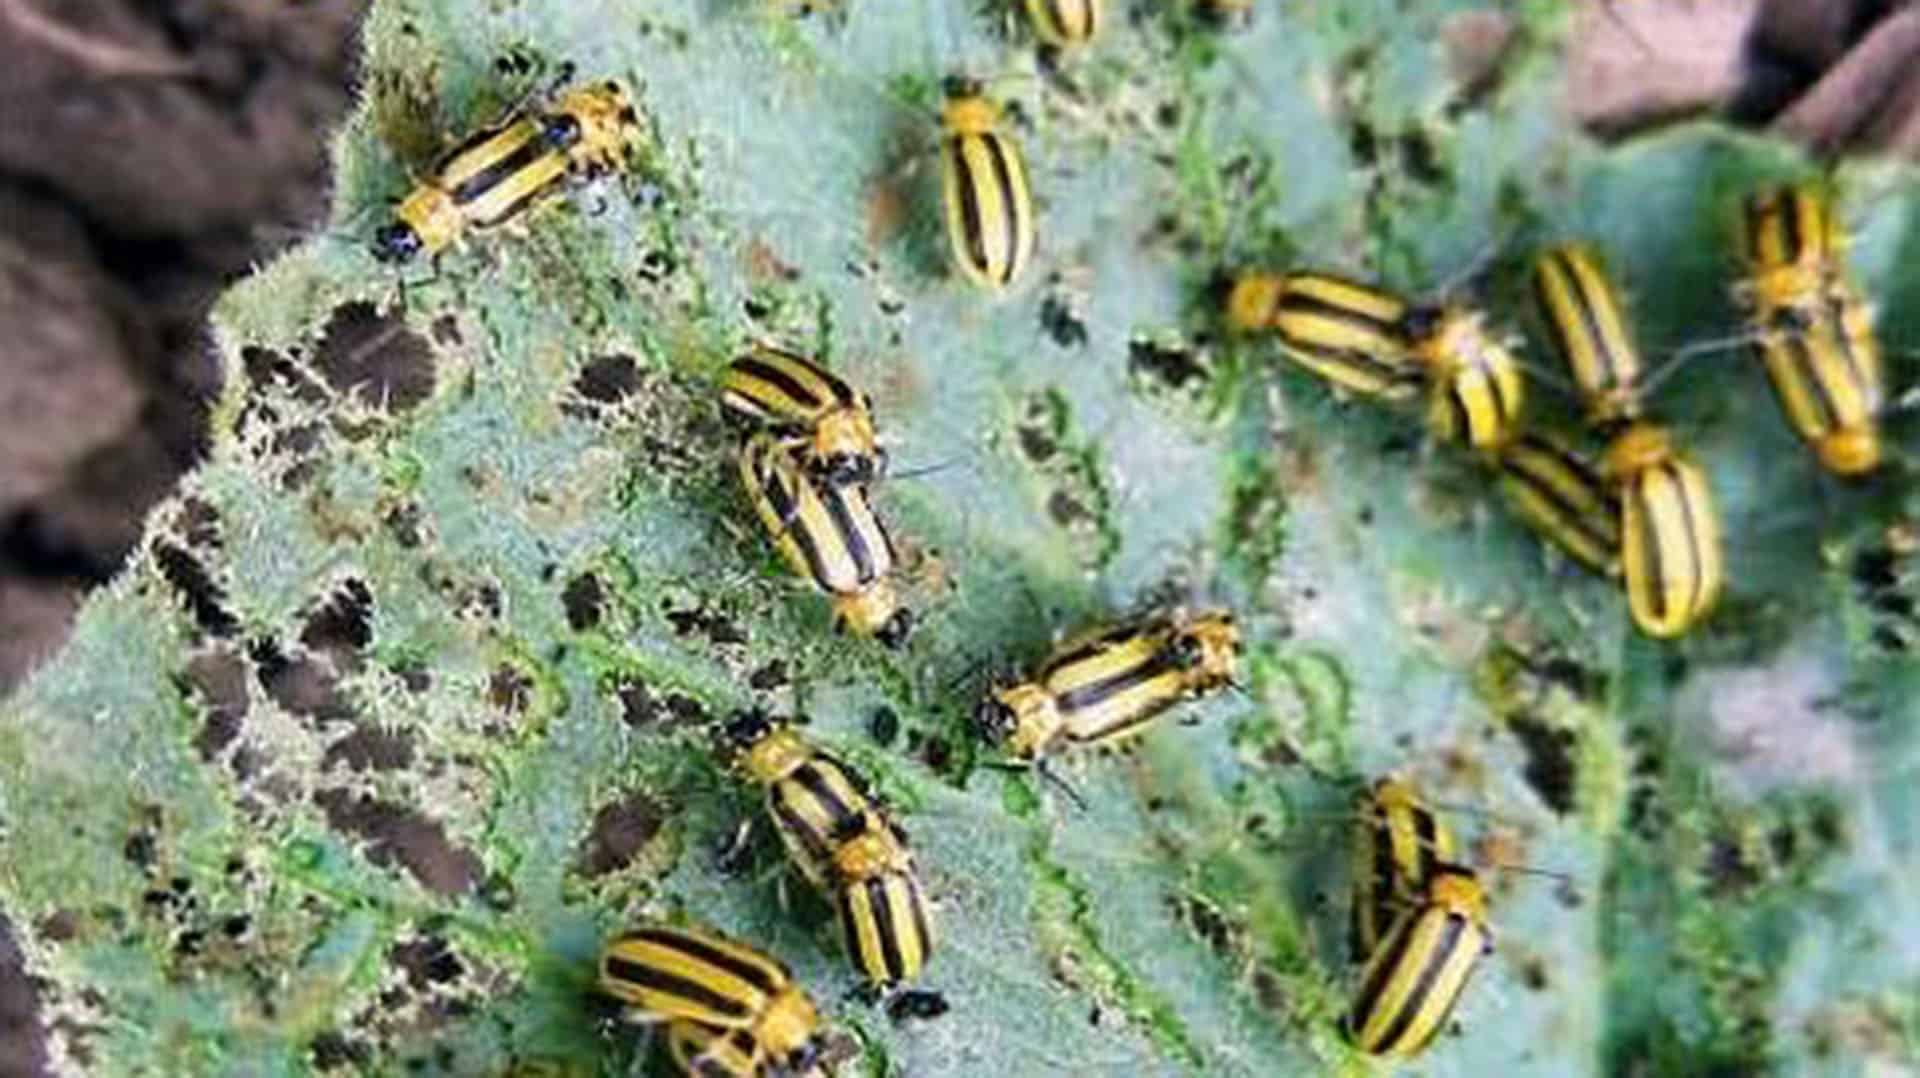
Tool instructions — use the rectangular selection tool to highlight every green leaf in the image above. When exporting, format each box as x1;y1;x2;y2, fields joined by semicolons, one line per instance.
4;2;1920;1075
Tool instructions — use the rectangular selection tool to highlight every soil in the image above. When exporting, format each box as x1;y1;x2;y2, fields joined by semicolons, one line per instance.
0;1;1912;1074
0;3;362;1074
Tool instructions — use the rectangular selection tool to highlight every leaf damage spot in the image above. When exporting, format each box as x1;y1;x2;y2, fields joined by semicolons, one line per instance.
391;934;465;990
1013;391;1118;570
488;665;532;715
384;502;427;549
241;346;327;406
1127;336;1209;392
612;676;708;730
154;542;239;639
563;354;641;419
321;726;416;773
309;1031;371;1072
313;302;435;413
663;597;748;647
301;579;374;660
562;571;605;630
251;637;356;725
176;647;250;762
577;792;666;877
1850;525;1920;655
1504;713;1577;816
313;789;483;897
1039;273;1090;349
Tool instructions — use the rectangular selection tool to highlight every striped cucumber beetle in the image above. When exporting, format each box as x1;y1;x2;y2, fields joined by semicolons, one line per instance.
664;1019;829;1078
1400;302;1528;452
1530;243;1645;429
1344;864;1493;1059
1340;776;1578;1058
1025;0;1103;47
1224;269;1525;449
1350;775;1461;963
1734;184;1886;476
1603;422;1723;638
1749;282;1885;476
974;608;1240;764
548;79;643;177
371;78;638;264
738;433;913;648
940;83;1037;291
1222;272;1423;400
597;924;824;1076
1492;431;1622;579
1738;183;1845;315
722;343;885;489
724;711;936;988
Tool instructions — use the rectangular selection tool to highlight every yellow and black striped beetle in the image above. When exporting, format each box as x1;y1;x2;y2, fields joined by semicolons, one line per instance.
371;79;638;264
1738;183;1844;314
664;1019;828;1078
1530;243;1645;430
1350;775;1462;962
1025;0;1102;47
738;433;913;648
1603;422;1723;638
722;344;885;489
1224;270;1525;449
1400;302;1527;452
975;609;1240;764
598;923;824;1076
1223;272;1423;400
940;84;1036;291
1748;283;1885;476
1492;431;1622;579
724;711;936;989
1736;184;1885;476
1345;864;1493;1059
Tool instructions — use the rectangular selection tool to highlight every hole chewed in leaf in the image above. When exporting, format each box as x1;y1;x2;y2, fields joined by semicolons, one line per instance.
391;935;465;990
1128;336;1208;391
749;660;787;691
250;638;356;725
301;579;374;660
1505;713;1576;816
154;542;239;639
562;572;604;630
314;789;482;897
488;666;533;714
571;354;640;407
613;677;706;730
313;302;434;412
663;599;747;646
321;726;416;772
1040;292;1089;349
178;497;222;549
0;915;48;1076
241;347;328;405
177;648;250;762
577;792;666;877
309;1031;371;1072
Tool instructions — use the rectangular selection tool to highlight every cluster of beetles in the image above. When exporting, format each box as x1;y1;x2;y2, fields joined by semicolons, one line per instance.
358;0;1903;1072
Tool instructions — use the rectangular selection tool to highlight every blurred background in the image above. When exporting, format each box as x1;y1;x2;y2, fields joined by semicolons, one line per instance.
0;1;1914;1074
